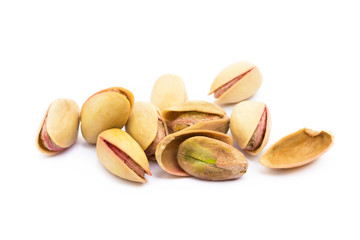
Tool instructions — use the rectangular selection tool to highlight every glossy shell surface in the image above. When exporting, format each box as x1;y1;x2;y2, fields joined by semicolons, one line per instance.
209;61;262;104
151;74;188;111
36;98;79;155
230;101;271;155
96;128;151;182
126;101;167;150
81;87;134;144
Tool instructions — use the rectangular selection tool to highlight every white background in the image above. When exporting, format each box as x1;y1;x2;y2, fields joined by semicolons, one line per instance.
1;0;359;239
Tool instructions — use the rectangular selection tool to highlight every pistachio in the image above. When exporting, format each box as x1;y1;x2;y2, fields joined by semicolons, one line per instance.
260;128;334;169
169;112;221;132
209;61;262;104
177;136;248;181
150;74;188;111
96;128;151;183
162;100;229;133
125;101;168;160
80;87;134;144
155;129;233;176
230;101;271;155
36;98;79;155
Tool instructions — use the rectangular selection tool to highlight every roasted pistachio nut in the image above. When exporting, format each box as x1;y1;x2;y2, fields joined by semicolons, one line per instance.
125;102;168;160
155;129;233;176
80;87;134;144
230;101;271;155
162;100;229;133
209;61;262;104
177;136;248;181
96;128;151;183
150;74;188;111
36;98;79;155
260;128;334;169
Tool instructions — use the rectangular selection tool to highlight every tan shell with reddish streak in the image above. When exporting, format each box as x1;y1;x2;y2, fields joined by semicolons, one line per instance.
260;128;334;169
209;61;262;104
125;101;167;150
80;87;134;144
36;98;79;155
155;130;234;176
230;101;271;155
151;74;188;111
162;100;229;133
96;129;151;183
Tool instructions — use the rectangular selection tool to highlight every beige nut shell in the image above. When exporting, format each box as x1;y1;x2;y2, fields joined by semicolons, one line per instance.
155;129;234;177
150;74;188;111
125;101;167;150
96;128;151;183
260;128;334;169
209;61;262;104
80;87;134;144
162;100;229;133
230;101;271;155
36;98;79;155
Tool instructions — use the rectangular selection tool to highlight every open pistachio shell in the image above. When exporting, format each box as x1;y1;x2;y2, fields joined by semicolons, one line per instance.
230;101;271;155
80;87;134;144
155;129;233;176
209;61;262;104
96;128;151;183
36;98;79;155
125;102;168;160
162;100;229;133
260;128;334;169
150;74;188;111
178;136;248;181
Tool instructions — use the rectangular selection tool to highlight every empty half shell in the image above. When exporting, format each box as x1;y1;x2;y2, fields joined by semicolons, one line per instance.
125;101;168;160
260;128;334;169
36;98;80;155
96;128;151;183
162;100;229;134
230;101;271;155
155;129;233;176
81;87;134;144
150;74;188;111
209;61;262;104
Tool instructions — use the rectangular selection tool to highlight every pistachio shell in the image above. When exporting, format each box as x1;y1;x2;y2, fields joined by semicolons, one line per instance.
96;128;151;183
150;74;188;111
125;102;168;158
80;87;134;144
260;128;334;169
162;100;229;133
155;129;233;176
36;98;79;155
178;136;248;181
230;101;271;155
209;61;262;104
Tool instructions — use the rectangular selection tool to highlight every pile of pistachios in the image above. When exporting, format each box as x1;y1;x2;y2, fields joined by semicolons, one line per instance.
36;61;334;182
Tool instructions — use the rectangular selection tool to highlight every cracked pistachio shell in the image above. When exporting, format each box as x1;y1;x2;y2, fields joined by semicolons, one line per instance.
162;100;229;133
178;136;248;181
209;61;262;104
36;98;79;155
96;128;151;183
150;74;188;111
125;101;168;151
155;129;233;176
260;128;334;169
80;87;134;144
230;101;271;155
